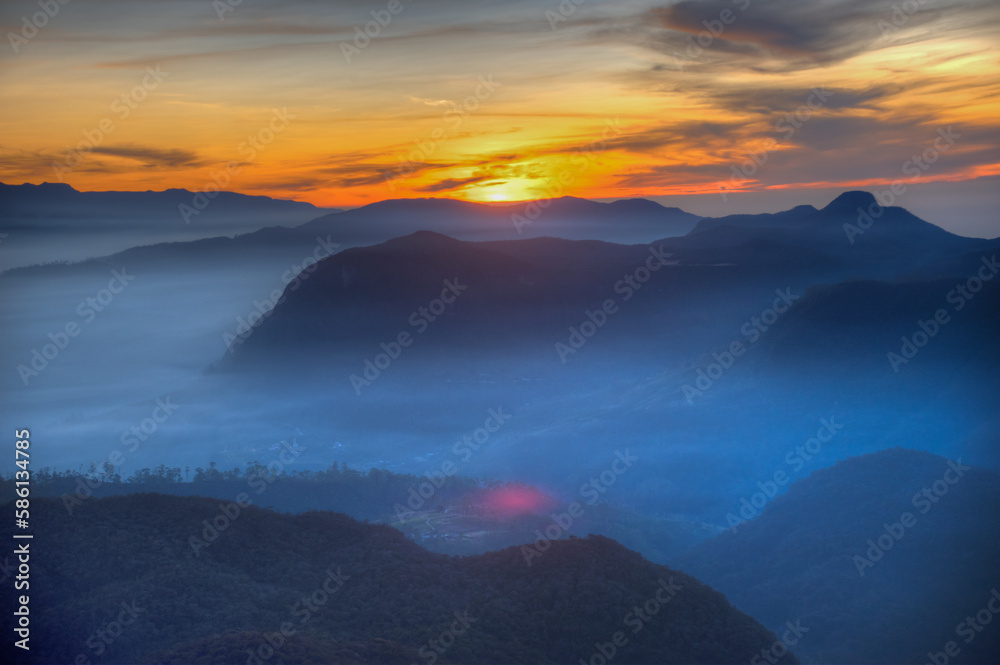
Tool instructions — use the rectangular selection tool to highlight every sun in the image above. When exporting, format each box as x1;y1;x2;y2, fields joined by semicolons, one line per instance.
462;178;538;203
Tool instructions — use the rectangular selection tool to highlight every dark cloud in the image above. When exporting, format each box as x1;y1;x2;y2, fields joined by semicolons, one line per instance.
520;120;747;160
705;118;1000;189
414;176;495;193
602;0;1000;75
169;23;352;38
318;160;461;189
608;121;746;154
652;0;867;59
0;144;201;179
318;169;396;189
90;145;201;168
265;176;333;192
0;148;58;178
703;84;900;116
615;163;731;189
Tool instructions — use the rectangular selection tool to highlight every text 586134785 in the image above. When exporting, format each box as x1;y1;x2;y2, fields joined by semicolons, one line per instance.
13;428;32;651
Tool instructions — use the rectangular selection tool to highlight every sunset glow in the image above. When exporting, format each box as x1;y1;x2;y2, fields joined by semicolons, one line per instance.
1;0;998;214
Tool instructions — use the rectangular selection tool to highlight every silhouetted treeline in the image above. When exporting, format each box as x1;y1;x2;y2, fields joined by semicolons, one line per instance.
1;461;493;520
1;463;715;561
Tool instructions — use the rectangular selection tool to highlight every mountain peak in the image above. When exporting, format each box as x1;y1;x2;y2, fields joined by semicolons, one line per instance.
609;198;664;212
0;181;78;195
551;196;593;203
380;230;462;250
822;191;878;215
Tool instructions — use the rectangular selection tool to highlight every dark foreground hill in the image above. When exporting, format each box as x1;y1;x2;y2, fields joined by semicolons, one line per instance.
676;448;1000;664
3;464;719;561
0;494;796;665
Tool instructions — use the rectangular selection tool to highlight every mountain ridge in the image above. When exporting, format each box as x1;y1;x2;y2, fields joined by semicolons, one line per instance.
0;493;799;665
675;447;1000;664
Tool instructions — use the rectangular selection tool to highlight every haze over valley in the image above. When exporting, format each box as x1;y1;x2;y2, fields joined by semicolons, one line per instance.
3;0;999;662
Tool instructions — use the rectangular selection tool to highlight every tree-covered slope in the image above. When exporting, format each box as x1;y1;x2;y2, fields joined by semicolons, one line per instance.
1;494;796;665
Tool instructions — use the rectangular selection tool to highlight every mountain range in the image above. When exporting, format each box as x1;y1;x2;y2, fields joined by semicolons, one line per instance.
0;181;333;269
1;186;998;664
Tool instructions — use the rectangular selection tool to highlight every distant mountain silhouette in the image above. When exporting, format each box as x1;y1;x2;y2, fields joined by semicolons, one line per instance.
298;195;702;245
0;193;697;277
0;181;334;269
7;190;986;285
0;181;328;224
0;494;799;665
221;211;1000;373
676;448;1000;664
686;191;988;280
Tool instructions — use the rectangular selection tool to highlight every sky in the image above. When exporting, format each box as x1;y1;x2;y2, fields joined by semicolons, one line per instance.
1;0;999;236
